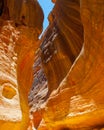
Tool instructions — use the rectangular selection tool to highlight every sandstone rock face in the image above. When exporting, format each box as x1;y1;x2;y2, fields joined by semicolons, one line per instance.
39;0;104;130
2;0;43;32
28;1;84;129
41;0;83;94
0;20;22;122
1;0;104;130
0;0;43;130
28;50;48;128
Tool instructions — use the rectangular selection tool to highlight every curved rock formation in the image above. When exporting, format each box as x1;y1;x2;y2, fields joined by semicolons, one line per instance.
0;20;22;123
0;0;44;130
39;0;104;130
41;0;83;94
1;0;104;130
28;0;84;129
2;0;43;32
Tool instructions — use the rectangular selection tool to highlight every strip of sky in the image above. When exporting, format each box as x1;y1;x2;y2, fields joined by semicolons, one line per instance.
38;0;54;33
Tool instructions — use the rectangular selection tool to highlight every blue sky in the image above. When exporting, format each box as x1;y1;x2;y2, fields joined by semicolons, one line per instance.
38;0;54;32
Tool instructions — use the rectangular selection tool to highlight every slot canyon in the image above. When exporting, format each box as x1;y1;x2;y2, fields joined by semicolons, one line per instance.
0;0;104;130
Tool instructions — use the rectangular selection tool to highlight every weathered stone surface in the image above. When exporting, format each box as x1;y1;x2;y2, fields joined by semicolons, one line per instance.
1;0;104;130
0;20;29;130
0;20;39;130
39;0;104;130
28;1;84;129
41;0;83;94
28;50;48;129
2;0;43;32
0;20;22;123
0;0;44;130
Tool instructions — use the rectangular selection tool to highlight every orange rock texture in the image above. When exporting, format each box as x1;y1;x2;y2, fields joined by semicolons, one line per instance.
39;0;104;130
41;0;83;95
1;0;104;130
0;0;43;130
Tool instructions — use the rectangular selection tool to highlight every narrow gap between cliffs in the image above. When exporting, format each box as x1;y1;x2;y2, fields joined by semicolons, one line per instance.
38;0;54;38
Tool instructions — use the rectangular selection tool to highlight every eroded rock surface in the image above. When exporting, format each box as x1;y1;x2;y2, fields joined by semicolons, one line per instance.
41;0;83;94
39;0;104;130
28;0;84;129
2;0;43;31
0;0;43;130
0;20;22;122
28;50;48;128
1;0;104;130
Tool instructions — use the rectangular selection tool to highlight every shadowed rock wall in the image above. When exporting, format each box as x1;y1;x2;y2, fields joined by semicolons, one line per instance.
41;0;83;94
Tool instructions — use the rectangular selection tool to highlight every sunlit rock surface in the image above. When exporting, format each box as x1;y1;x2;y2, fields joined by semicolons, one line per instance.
0;20;22;122
1;0;104;130
28;0;84;129
0;21;41;130
39;0;104;130
0;0;43;130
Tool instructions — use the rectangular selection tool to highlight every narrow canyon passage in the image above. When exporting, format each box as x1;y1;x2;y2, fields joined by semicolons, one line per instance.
0;0;104;130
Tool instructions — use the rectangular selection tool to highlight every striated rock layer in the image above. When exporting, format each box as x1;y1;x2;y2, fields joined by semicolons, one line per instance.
0;20;22;122
41;0;84;94
1;0;104;130
28;0;84;129
38;0;104;130
0;0;43;130
28;49;48;129
0;19;31;130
